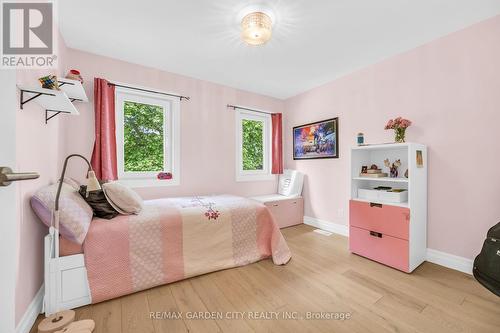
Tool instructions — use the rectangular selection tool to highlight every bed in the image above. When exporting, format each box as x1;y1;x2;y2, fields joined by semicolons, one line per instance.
43;195;291;314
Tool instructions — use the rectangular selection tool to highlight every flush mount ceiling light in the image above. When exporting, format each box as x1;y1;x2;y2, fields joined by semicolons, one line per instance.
241;10;273;46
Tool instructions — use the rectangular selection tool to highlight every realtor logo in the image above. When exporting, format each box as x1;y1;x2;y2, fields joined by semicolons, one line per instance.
1;0;57;68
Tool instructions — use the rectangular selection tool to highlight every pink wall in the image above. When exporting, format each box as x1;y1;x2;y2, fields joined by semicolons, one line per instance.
60;49;283;198
284;15;500;260
14;33;68;324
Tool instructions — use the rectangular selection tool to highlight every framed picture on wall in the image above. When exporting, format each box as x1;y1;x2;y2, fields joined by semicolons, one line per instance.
293;118;339;160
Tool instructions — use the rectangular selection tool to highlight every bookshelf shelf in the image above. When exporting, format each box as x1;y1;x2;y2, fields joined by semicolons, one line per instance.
352;176;408;183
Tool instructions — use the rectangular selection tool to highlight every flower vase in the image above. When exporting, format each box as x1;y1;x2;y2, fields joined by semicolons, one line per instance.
394;128;406;143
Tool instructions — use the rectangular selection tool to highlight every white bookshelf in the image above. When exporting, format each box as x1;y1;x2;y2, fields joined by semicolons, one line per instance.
350;142;428;272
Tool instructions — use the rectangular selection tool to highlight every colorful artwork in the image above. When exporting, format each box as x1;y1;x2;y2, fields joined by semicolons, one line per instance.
293;118;339;159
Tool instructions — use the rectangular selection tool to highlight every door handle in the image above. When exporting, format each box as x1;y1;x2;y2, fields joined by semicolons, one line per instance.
0;167;39;186
369;231;383;238
369;202;383;208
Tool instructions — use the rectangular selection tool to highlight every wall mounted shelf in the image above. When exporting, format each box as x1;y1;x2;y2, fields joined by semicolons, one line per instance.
17;78;88;124
58;78;89;102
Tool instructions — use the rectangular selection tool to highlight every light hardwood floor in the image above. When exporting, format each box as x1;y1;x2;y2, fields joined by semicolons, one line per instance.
31;225;500;333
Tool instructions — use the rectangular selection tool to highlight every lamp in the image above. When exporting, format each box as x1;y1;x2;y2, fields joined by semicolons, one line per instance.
39;154;99;332
241;11;273;46
54;154;101;212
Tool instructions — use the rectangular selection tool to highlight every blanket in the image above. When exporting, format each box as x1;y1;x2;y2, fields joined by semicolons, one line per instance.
83;195;291;303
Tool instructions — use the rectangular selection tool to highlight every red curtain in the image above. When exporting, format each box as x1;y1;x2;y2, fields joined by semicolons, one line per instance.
271;113;283;174
91;78;117;181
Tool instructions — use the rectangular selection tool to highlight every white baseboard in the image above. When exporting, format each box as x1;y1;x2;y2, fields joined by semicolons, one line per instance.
16;284;44;333
426;248;473;275
303;216;349;237
304;216;474;275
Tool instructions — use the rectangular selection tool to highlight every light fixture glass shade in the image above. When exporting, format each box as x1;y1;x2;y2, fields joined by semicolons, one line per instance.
241;11;272;46
86;170;101;192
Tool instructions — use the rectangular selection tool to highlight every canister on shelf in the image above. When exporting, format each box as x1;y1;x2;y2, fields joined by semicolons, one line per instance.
357;132;364;145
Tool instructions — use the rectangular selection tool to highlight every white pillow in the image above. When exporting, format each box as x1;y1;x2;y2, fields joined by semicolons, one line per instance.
102;182;143;215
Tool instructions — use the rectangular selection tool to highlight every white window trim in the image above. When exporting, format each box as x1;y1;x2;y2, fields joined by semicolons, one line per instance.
235;109;276;182
115;87;180;188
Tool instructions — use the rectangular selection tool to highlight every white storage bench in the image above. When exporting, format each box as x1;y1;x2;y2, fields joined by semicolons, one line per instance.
252;194;304;228
251;169;305;229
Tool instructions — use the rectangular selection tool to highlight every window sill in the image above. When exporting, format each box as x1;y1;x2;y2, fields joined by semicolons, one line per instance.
236;174;277;182
117;178;180;188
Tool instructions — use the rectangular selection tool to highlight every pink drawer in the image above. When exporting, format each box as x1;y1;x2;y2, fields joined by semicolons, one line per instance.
265;197;303;228
350;200;409;240
349;226;409;272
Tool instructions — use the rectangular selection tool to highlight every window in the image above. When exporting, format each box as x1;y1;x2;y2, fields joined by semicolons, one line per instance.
115;88;180;187
236;110;274;182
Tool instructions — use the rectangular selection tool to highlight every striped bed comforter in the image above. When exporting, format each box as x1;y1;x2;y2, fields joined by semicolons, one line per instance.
83;195;291;303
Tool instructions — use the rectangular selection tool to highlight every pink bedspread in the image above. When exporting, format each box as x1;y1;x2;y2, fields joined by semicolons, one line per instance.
83;195;291;303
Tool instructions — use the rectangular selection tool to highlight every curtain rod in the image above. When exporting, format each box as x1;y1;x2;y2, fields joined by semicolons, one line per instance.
108;83;190;101
227;104;275;115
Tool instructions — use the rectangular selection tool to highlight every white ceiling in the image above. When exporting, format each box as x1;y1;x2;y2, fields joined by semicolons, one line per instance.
59;0;500;99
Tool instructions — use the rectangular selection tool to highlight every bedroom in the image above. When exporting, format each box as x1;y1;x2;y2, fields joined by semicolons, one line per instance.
1;0;500;332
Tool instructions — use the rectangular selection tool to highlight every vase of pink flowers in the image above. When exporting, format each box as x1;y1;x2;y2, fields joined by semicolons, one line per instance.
384;117;412;143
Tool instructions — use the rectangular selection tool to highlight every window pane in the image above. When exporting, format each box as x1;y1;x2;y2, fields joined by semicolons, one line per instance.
242;119;264;171
123;101;164;172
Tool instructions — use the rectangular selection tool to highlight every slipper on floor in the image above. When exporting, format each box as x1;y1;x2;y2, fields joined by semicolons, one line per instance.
54;319;95;333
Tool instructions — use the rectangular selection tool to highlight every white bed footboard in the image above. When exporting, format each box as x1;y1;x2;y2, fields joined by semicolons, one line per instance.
44;234;91;315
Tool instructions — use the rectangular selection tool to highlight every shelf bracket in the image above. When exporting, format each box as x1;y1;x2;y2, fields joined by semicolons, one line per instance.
58;81;75;88
45;110;71;124
20;89;56;110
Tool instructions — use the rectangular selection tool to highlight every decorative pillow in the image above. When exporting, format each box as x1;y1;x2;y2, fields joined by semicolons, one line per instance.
30;182;93;244
102;182;143;215
79;185;119;220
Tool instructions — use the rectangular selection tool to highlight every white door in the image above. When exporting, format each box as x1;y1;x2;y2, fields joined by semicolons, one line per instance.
0;70;18;333
1;71;41;332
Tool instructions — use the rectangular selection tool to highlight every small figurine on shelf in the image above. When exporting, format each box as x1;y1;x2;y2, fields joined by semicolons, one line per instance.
38;74;60;90
65;69;84;83
384;158;401;178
